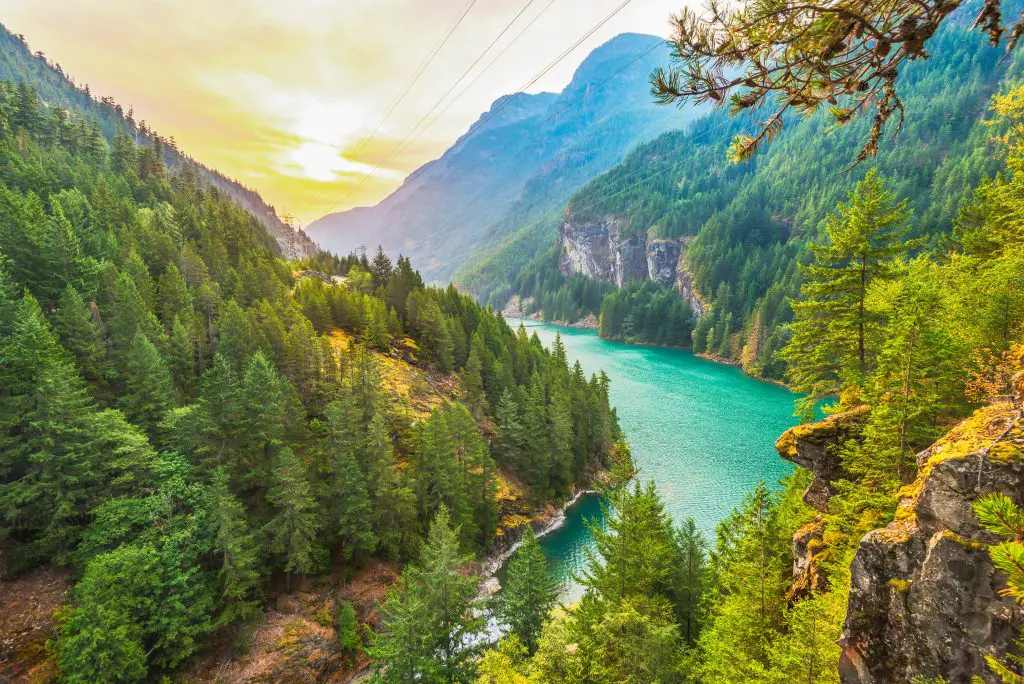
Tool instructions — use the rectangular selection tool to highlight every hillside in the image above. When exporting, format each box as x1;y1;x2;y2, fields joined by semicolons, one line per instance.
0;24;317;260
465;14;1023;379
0;78;623;681
307;33;706;282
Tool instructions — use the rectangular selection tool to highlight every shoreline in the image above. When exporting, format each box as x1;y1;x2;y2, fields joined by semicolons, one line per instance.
507;313;793;391
477;487;598;598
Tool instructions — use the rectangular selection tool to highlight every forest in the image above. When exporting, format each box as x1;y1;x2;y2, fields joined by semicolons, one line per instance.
466;14;1024;367
0;81;623;680
1;0;1024;679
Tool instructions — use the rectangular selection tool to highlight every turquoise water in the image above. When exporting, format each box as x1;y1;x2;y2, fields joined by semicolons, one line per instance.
505;320;799;602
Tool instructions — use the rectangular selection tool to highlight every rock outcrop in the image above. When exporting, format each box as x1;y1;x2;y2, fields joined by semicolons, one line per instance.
777;381;1024;683
559;216;648;286
838;395;1024;684
559;215;704;313
775;406;869;511
675;253;705;318
645;239;680;287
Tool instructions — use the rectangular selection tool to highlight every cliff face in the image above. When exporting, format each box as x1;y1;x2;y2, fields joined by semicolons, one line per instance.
559;216;704;315
776;376;1024;683
839;389;1024;684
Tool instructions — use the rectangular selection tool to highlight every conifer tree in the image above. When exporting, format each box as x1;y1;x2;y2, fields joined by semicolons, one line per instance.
331;445;378;560
119;331;175;435
206;468;261;613
783;170;913;416
54;285;106;387
495;526;560;654
369;507;483;683
494;388;525;469
337;600;361;661
265;447;322;589
672;517;707;643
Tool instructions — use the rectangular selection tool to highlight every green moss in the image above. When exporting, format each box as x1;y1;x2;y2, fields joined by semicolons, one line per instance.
888;578;912;592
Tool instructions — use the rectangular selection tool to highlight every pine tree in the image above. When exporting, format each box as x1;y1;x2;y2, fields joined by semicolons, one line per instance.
783;170;913;416
369;507;483;683
206;468;261;612
580;480;676;606
54;285;106;387
265;447;322;588
370;246;394;289
119;331;175;435
495;526;560;654
494;388;525;469
672;517;707;643
331;445;378;560
337;600;361;661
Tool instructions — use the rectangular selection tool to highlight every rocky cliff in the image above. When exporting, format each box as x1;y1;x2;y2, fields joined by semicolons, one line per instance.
776;375;1024;683
558;216;705;315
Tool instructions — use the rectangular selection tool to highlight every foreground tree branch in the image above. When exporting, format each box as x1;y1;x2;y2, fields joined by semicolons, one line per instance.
652;0;1024;162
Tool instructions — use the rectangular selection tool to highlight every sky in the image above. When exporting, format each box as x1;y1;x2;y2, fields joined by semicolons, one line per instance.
0;0;686;224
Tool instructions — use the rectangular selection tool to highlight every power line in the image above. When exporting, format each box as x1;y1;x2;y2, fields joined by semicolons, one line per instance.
351;36;696;264
468;0;637;136
398;115;737;267
330;0;545;210
343;0;480;165
425;0;560;140
541;37;663;127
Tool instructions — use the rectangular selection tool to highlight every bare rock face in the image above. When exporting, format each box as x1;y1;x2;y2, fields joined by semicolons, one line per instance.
559;216;618;282
675;254;705;317
614;233;649;286
838;401;1024;684
791;516;827;600
645;239;681;287
775;407;869;511
559;216;707;314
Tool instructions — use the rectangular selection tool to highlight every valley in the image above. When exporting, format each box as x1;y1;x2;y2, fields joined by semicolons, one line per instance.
505;320;797;602
0;1;1023;682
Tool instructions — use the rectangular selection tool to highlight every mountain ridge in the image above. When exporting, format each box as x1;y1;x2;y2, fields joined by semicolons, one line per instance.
0;23;318;260
307;32;705;280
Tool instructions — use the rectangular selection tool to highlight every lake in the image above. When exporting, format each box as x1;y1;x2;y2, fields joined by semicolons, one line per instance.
503;320;798;602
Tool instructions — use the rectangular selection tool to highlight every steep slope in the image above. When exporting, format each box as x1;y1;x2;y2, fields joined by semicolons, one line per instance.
469;14;1023;377
307;33;705;281
0;24;317;259
776;372;1024;683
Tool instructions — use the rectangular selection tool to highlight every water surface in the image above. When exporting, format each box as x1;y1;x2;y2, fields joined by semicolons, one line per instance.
506;320;798;602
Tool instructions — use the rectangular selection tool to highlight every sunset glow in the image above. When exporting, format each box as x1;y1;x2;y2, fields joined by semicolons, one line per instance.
0;0;684;223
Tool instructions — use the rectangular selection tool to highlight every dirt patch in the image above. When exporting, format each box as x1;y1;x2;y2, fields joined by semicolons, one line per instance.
0;567;71;683
186;560;400;683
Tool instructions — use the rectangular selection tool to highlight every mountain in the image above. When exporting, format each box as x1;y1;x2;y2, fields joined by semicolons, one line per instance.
307;33;706;281
0;24;317;259
475;14;1024;379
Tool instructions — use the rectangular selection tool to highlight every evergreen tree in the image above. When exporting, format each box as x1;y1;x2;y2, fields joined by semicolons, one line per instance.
331;444;378;560
495;526;560;654
54;285;106;387
783;171;913;416
370;246;394;289
671;517;707;643
205;468;261;614
337;600;361;661
369;507;483;683
265;447;322;588
119;331;175;435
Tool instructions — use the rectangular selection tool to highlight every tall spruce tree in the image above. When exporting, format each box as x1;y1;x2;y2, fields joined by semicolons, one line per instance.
369;507;483;683
495;525;560;654
783;170;913;417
